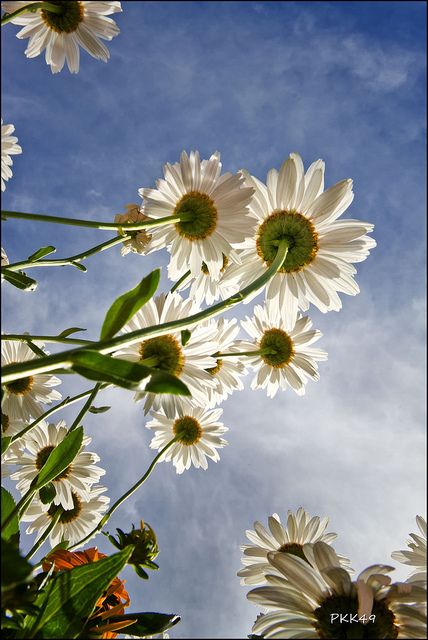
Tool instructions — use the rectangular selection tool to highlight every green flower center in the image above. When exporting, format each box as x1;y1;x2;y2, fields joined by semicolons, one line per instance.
36;446;70;480
139;335;184;375
1;413;10;434
6;376;34;395
256;210;318;272
174;191;218;240
206;358;223;376
314;594;398;639
201;254;229;275
48;492;82;524
260;328;294;368
278;542;307;561
173;416;203;445
41;1;84;34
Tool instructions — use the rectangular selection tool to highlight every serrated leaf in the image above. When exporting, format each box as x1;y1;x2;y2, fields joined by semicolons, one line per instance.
27;246;56;262
88;405;111;414
1;436;11;455
32;427;83;491
70;351;152;390
100;269;160;341
1;488;19;543
39;483;56;504
70;261;87;272
58;327;86;338
106;612;180;637
24;547;133;638
1;538;32;589
2;269;37;291
144;371;191;396
181;329;191;346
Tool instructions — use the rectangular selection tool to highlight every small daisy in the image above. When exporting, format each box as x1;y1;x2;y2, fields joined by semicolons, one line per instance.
114;204;153;256
233;153;376;315
146;402;228;474
9;420;105;510
139;150;255;280
1;118;22;191
114;292;218;417
239;300;327;398
238;508;350;586
248;541;427;639
22;484;109;548
392;516;427;585
1;247;9;267
1;410;26;438
2;1;122;74
1;340;62;421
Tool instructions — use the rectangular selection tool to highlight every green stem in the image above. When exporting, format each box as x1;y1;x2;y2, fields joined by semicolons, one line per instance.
1;242;289;383
1;2;62;25
69;438;177;550
215;349;273;358
25;509;63;561
1;210;191;232
1;486;34;533
68;383;102;432
169;269;191;294
3;333;93;346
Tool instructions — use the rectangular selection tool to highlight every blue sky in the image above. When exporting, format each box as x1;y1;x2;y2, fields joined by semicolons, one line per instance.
1;2;426;638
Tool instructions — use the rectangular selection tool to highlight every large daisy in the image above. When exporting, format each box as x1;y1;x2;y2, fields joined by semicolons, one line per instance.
248;541;427;639
238;508;350;586
239;300;327;398
1;340;62;421
232;153;376;316
1;118;22;191
2;1;122;74
392;516;427;586
22;484;109;548
139;151;256;280
114;292;218;417
146;402;228;474
9;420;105;510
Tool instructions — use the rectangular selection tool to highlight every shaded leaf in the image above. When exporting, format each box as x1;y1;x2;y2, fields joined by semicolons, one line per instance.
1;488;19;543
32;427;83;490
100;269;160;341
88;405;111;414
145;372;191;396
2;269;37;292
58;327;86;338
27;246;56;262
181;329;191;346
106;612;181;637
1;539;32;589
1;436;11;455
70;351;152;390
70;261;87;272
39;483;56;505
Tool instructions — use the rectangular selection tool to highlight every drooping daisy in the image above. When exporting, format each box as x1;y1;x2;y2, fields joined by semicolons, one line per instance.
22;484;109;548
1;340;62;421
139;150;256;280
1;118;22;191
114;204;153;256
392;516;427;585
1;1;122;74
146;402;228;474
248;541;427;639
239;300;327;398
232;153;376;316
238;508;350;586
114;292;218;417
9;420;105;510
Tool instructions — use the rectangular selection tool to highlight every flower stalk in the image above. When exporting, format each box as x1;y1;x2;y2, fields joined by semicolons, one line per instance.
1;2;63;26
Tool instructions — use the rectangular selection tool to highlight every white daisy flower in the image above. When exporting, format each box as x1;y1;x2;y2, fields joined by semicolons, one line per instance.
22;484;109;548
248;541;427;639
392;516;427;586
9;420;105;510
146;402;228;475
114;292;219;417
1;1;122;74
1;410;26;438
202;317;247;408
1;416;24;478
114;204;153;256
233;153;376;316
139;150;256;280
1;340;62;421
239;300;327;398
238;508;350;586
1;118;22;191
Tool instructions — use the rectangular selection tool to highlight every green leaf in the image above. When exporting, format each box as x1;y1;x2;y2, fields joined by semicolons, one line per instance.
100;269;160;341
1;488;19;543
24;547;133;638
88;405;111;414
107;612;180;637
39;483;56;505
1;538;33;589
1;436;11;455
27;245;56;262
70;351;152;390
32;427;83;491
58;327;86;338
144;371;191;396
2;269;37;292
70;261;87;272
181;329;191;346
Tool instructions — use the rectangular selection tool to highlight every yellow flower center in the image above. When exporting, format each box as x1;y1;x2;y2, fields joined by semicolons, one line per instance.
173;416;203;445
6;376;34;395
41;1;84;34
36;445;71;480
260;328;294;368
48;492;82;523
174;191;218;240
139;335;184;375
206;359;223;376
1;412;10;434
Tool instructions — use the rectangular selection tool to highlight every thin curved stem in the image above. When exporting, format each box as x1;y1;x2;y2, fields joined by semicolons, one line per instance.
169;270;191;294
1;487;34;533
3;333;94;346
1;2;62;25
68;383;102;432
25;509;63;561
215;349;273;358
1;242;289;383
69;438;177;550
